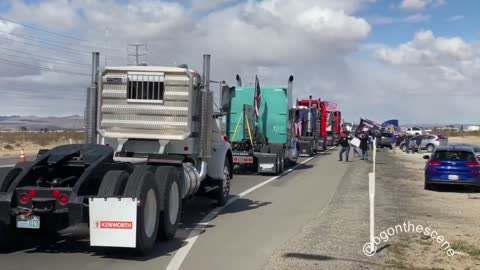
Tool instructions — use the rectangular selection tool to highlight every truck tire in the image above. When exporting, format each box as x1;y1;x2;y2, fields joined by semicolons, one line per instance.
279;150;285;173
98;170;130;197
215;158;232;206
123;168;160;255
275;154;281;175
154;166;182;241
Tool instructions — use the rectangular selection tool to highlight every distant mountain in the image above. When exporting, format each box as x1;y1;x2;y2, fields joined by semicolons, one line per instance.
0;115;84;131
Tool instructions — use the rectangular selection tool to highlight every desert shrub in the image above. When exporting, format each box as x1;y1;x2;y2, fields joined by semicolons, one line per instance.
0;133;17;144
0;131;84;146
4;144;13;150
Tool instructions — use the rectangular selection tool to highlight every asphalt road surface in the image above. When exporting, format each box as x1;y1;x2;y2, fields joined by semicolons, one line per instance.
0;148;348;270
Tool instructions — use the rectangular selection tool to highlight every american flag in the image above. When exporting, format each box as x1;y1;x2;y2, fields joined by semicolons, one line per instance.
323;101;337;112
254;75;261;119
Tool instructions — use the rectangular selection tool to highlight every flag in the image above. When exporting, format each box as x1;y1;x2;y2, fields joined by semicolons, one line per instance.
323;101;337;112
355;118;382;136
254;75;261;119
382;119;399;128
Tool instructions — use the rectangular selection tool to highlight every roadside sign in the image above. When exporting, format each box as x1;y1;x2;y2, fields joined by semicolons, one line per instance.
89;197;137;248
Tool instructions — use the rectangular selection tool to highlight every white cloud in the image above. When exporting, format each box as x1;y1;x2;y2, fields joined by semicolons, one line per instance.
0;0;373;118
447;15;465;22
8;0;80;31
372;30;480;123
400;0;430;12
191;0;236;12
403;13;431;23
433;0;447;7
400;0;446;12
376;30;475;64
1;0;478;124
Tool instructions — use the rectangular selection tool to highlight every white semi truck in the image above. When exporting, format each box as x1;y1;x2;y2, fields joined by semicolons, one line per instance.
0;54;233;254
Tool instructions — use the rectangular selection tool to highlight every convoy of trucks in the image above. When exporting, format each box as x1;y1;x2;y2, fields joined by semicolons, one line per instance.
0;53;344;255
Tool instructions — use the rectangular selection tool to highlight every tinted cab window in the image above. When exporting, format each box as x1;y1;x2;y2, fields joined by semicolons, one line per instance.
432;150;476;162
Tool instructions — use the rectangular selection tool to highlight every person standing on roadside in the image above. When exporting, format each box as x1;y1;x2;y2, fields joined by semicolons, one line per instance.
338;131;351;162
360;133;369;160
404;135;411;154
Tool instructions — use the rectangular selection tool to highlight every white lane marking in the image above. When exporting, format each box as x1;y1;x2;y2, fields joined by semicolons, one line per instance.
166;147;335;270
0;164;14;168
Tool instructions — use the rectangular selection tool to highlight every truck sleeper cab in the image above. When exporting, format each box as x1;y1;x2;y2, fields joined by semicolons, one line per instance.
225;75;298;175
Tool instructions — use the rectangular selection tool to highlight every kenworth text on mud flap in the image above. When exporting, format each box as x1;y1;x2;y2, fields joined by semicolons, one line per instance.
0;54;233;255
222;75;298;175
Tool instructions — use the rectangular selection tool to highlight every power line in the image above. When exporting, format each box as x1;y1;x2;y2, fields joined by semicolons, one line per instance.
0;51;90;69
0;57;90;76
0;29;127;55
0;16;124;50
0;35;127;61
0;90;84;101
0;46;91;66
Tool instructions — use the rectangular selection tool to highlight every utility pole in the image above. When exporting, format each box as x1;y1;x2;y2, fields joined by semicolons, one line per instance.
128;43;146;66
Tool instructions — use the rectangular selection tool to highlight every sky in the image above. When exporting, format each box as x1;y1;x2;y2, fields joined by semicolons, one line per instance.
0;0;479;124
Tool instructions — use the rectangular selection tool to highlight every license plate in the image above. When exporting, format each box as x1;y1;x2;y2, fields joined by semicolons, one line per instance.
448;175;459;181
16;215;40;229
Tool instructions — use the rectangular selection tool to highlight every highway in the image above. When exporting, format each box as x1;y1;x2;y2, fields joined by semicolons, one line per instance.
0;148;348;270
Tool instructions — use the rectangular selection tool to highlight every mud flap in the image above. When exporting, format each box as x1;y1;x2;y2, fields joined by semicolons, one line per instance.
89;197;137;248
255;152;278;174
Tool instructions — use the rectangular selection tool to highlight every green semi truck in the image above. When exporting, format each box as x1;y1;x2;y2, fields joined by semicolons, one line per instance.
221;75;298;175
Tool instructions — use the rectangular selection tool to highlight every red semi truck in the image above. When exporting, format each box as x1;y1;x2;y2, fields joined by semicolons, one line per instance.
296;98;329;152
296;99;342;149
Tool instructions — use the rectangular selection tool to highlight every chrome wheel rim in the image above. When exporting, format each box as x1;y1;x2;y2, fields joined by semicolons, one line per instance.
144;189;157;238
168;181;180;225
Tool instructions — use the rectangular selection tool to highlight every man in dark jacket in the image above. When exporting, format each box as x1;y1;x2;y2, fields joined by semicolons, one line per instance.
359;133;369;160
338;132;351;162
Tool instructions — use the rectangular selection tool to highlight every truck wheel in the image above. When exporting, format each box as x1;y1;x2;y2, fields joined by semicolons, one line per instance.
154;166;182;241
279;150;285;173
273;155;280;175
215;159;232;206
98;170;130;196
123;169;160;255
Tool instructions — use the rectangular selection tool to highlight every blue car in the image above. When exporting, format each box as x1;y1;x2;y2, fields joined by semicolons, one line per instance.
424;145;480;190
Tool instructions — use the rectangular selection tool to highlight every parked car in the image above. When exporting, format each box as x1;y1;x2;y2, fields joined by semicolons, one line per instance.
400;135;423;152
419;135;448;152
406;127;423;135
400;134;447;153
424;145;480;190
377;132;394;149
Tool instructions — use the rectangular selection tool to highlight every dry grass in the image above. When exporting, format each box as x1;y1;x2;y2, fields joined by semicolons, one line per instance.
0;132;84;157
432;130;480;138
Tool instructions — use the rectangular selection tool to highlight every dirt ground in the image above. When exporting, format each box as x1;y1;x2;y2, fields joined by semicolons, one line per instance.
379;145;480;269
264;139;480;270
448;136;480;145
0;132;83;157
0;141;74;157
